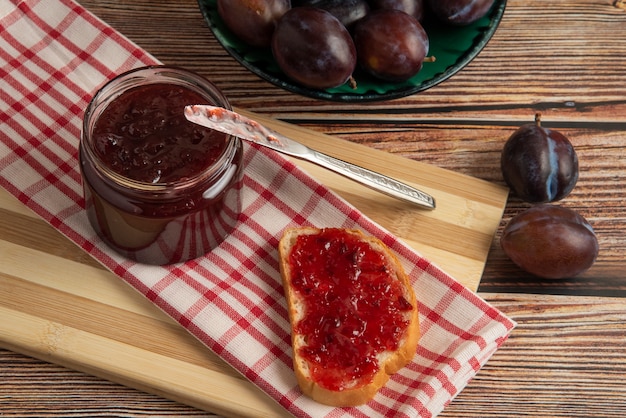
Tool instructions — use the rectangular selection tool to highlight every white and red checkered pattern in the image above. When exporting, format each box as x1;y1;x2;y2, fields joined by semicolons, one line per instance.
0;1;515;416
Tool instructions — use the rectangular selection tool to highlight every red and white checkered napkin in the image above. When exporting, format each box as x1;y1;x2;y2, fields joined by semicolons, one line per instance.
1;1;515;416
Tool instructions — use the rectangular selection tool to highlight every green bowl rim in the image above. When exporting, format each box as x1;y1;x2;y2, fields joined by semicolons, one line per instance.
198;0;507;102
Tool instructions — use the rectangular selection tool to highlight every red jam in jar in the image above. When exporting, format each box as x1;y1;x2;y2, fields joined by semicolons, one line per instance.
288;228;413;391
80;66;243;264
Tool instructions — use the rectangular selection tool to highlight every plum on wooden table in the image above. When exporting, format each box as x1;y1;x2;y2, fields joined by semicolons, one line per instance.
501;114;579;203
500;205;599;279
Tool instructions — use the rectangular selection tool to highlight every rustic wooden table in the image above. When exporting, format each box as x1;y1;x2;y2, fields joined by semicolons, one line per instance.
2;0;626;417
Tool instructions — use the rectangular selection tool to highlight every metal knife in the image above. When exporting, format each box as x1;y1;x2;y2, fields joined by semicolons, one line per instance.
184;105;435;210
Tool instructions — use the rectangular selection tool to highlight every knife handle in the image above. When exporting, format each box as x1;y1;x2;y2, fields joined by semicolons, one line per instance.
306;150;436;210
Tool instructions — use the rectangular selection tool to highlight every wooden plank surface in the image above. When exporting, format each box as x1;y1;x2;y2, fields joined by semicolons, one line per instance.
0;255;288;417
74;0;626;297
0;118;508;417
236;109;510;285
2;0;626;416
444;293;626;417
3;293;625;417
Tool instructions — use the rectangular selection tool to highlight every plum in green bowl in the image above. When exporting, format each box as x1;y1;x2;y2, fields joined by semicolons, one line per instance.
197;0;507;102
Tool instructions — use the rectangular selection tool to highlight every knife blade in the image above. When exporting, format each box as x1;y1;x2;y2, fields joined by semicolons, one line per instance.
184;104;435;210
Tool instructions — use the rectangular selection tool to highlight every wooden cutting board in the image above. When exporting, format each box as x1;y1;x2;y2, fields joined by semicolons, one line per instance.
0;113;508;417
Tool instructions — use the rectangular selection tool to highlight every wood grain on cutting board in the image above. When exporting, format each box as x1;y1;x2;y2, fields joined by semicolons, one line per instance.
0;116;508;417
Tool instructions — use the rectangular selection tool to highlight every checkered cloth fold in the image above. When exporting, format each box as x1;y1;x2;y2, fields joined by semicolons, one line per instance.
0;1;515;416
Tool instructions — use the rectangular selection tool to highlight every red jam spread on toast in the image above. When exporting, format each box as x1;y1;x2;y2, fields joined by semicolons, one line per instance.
92;83;227;184
288;228;413;391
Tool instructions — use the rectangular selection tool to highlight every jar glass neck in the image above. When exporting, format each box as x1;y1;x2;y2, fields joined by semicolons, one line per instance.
81;65;237;193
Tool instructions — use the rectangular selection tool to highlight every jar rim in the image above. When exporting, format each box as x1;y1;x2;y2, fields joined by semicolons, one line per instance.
81;65;238;192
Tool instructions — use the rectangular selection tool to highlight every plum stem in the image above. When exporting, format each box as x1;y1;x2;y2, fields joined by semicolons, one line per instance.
535;112;542;127
348;75;357;90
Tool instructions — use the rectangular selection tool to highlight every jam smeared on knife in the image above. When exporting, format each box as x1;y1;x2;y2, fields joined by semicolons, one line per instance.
186;104;285;147
288;228;413;391
184;104;436;210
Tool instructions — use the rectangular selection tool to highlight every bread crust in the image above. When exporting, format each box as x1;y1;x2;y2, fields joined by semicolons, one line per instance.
279;227;420;407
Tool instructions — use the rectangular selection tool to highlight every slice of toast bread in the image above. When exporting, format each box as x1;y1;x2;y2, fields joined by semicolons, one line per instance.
279;227;420;407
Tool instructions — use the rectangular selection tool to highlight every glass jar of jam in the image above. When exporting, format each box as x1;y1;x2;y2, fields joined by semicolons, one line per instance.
80;66;243;265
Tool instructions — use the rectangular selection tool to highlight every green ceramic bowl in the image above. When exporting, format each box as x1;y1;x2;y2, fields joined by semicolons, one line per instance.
198;0;507;102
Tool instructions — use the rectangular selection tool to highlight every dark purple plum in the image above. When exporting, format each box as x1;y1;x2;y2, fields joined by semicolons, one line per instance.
353;9;429;82
292;0;370;27
501;205;599;279
217;0;291;47
501;114;579;203
369;0;425;21
427;0;494;26
271;7;357;89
